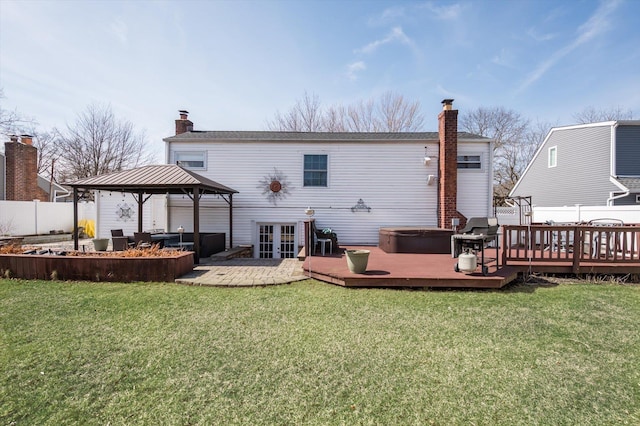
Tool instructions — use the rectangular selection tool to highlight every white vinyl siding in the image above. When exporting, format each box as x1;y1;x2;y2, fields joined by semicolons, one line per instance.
166;138;492;250
457;146;492;219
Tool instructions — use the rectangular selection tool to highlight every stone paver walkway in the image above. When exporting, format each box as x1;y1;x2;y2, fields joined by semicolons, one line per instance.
176;258;308;286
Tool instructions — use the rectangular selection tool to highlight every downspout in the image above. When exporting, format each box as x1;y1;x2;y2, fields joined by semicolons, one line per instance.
607;188;629;206
53;189;71;202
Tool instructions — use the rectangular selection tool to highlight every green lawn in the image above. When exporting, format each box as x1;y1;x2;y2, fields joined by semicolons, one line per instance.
1;279;639;425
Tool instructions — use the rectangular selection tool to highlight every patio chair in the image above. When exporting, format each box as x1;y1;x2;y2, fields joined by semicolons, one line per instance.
588;218;624;257
112;236;131;251
111;229;135;249
111;229;124;237
134;232;153;249
311;220;338;255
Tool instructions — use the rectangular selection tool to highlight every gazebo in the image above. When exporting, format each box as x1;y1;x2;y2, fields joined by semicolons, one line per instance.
67;165;238;261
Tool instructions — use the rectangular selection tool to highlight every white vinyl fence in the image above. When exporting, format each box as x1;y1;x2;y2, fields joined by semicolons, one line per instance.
532;205;640;224
0;200;95;236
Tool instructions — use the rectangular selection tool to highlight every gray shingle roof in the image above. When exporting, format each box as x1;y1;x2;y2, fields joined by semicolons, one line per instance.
164;130;488;143
67;164;237;194
616;177;640;192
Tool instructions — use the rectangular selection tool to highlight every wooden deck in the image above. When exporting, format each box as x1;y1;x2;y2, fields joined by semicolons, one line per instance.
302;243;639;289
302;246;519;289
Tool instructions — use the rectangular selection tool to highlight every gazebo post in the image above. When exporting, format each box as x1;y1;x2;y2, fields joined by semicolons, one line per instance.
229;194;233;248
137;190;144;232
73;188;79;250
193;186;200;263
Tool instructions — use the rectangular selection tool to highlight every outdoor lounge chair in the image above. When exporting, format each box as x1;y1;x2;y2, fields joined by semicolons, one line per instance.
134;232;153;248
311;220;338;255
111;229;134;250
451;217;499;275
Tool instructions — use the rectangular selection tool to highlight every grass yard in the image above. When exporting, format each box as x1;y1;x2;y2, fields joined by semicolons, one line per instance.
1;279;639;425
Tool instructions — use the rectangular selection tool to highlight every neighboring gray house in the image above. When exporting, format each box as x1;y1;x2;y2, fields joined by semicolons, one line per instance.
510;120;640;207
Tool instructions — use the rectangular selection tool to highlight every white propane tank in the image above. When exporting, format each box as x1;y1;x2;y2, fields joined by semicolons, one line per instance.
458;251;477;273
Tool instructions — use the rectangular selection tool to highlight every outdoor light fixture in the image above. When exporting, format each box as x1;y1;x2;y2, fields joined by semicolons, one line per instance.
305;207;315;278
177;225;184;247
423;146;435;165
427;174;437;185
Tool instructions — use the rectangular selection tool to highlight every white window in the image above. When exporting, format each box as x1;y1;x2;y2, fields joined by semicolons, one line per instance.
175;151;206;170
457;154;482;169
304;154;328;187
548;146;557;168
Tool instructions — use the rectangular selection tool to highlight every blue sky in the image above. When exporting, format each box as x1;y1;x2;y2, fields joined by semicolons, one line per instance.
1;0;638;158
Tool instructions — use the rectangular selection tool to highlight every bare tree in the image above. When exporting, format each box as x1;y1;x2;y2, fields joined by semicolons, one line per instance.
267;92;325;131
267;91;425;132
377;91;423;132
0;88;35;139
56;103;155;182
460;107;542;201
573;105;634;124
31;129;61;178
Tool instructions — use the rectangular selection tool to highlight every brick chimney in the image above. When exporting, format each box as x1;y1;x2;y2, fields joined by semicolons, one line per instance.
175;110;193;135
438;99;466;229
4;135;47;201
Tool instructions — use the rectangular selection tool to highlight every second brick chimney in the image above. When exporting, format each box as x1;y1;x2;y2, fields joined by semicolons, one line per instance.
438;99;466;229
175;110;193;135
4;135;48;201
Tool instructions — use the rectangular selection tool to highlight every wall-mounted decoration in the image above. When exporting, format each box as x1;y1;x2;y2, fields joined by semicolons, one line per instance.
351;198;371;213
116;203;134;222
258;168;293;204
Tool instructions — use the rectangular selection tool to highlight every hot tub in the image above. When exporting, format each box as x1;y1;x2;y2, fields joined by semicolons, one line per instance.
379;227;453;254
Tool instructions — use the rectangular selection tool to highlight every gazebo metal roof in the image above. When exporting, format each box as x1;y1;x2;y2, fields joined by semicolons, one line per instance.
67;165;238;261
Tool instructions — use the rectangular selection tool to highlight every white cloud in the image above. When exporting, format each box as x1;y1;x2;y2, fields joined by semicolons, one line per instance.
109;18;128;44
346;61;366;81
421;1;463;20
527;27;557;42
518;0;621;93
356;27;412;55
492;48;516;68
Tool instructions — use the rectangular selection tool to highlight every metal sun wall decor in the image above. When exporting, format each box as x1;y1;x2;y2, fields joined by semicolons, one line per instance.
115;203;134;222
258;168;293;204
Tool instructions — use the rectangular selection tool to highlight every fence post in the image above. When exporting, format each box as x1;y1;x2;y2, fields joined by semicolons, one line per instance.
572;226;582;274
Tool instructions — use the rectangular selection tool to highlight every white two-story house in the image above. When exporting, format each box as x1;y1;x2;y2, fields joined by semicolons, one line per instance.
154;100;494;258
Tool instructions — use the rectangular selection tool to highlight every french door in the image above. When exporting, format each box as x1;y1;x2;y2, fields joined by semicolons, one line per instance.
258;224;297;259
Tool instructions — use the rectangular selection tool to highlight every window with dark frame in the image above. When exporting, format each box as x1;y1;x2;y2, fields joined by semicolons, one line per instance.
304;154;328;187
175;152;206;170
457;154;482;169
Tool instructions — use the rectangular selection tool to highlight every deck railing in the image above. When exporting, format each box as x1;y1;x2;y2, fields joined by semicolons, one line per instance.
502;224;640;272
